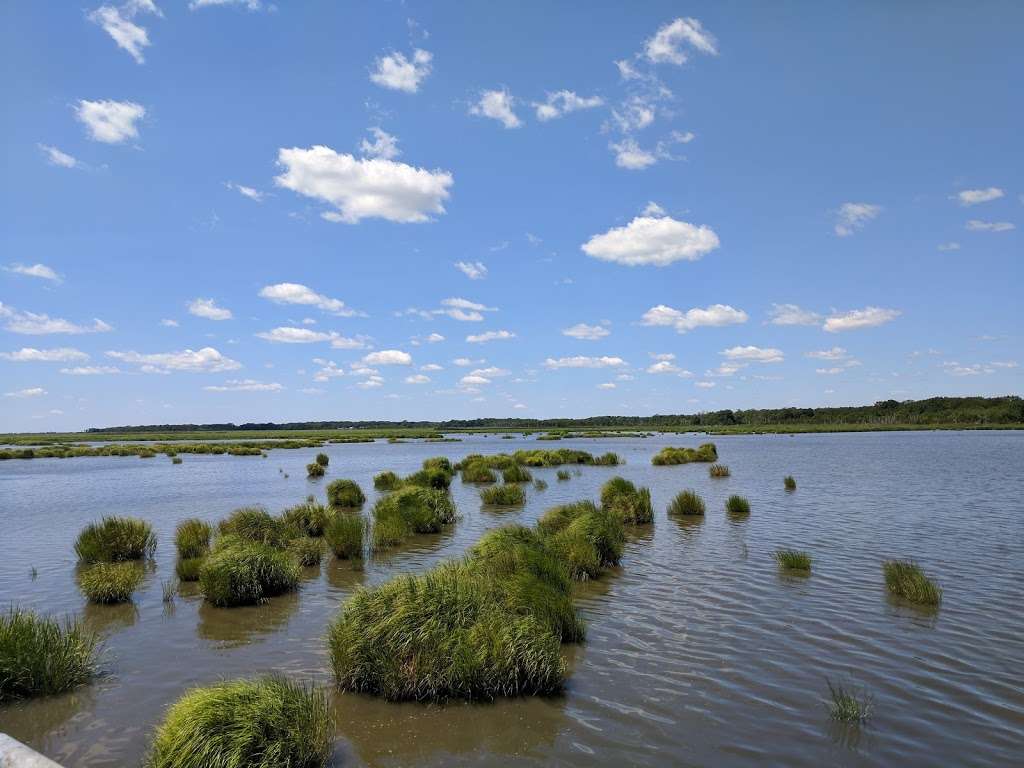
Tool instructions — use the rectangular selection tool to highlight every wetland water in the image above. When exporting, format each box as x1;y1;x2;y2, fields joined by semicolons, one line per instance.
1;431;1022;766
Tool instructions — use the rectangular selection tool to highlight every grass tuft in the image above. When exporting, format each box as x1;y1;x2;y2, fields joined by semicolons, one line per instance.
371;487;457;551
326;479;366;508
79;562;144;604
315;452;329;467
480;483;526;506
883;560;942;606
176;556;205;582
826;679;873;722
652;443;718;466
709;464;730;478
146;676;331;768
373;470;402;490
199;542;300;607
290;537;325;566
218;507;293;549
75;516;156;563
306;462;325;478
667;489;705;517
324;512;366;560
556;469;571;481
0;608;99;702
784;475;797;491
281;499;331;538
725;495;750;516
600;476;654;525
175;518;212;559
460;462;497;484
501;464;533;483
775;549;812;571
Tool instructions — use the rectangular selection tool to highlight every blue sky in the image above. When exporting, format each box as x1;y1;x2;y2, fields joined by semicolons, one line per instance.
1;1;1021;431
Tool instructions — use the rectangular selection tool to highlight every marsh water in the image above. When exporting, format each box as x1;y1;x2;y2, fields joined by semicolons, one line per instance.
1;431;1022;766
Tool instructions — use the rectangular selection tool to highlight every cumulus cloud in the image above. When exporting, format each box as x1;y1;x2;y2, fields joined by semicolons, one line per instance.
360;127;401;160
254;327;368;349
562;323;610;341
544;355;626;369
452;358;482;367
455;261;487;280
823;307;901;333
421;363;443;371
75;99;145;143
582;215;719;266
105;346;240;373
88;1;162;64
275;145;453;224
0;303;112;335
403;297;497;322
60;365;120;375
647;359;692;376
466;330;515;343
258;282;358;316
966;220;1015;232
469;89;521;129
644;17;718;64
767;303;822;326
1;347;88;362
721;345;784;363
38;145;80;169
4;263;61;282
363;349;412;366
937;242;961;252
956;187;1004;206
225;181;264;202
160;318;179;327
694;381;716;389
533;90;603;121
404;374;430;384
641;303;748;333
370;49;433;93
806;346;850;361
609;138;657;170
834;202;881;237
204;379;282;392
598;382;616;390
190;0;264;10
4;387;46;398
187;297;232;321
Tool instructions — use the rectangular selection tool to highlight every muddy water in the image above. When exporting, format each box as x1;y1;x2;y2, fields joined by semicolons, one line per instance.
1;431;1022;766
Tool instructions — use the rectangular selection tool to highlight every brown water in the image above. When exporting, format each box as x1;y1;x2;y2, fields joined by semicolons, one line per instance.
1;432;1023;766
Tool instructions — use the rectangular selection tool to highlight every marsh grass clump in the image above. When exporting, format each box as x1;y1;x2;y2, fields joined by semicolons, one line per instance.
709;464;730;478
218;507;293;549
600;477;654;525
460;462;497;484
79;562;145;604
784;475;797;491
480;483;526;506
422;456;453;474
556;469;571;481
883;560;942;606
652;443;718;466
373;470;402;490
326;479;366;508
403;467;452;490
290;537;325;567
533;478;548;491
725;495;751;516
538;501;625;580
176;557;204;582
593;452;621;466
306;462;325;479
175;518;212;559
0;608;99;702
371;487;457;551
171;456;183;465
199;542;300;607
826;679;874;722
667;490;705;517
282;499;331;538
324;512;366;560
315;452;329;467
75;516;157;563
162;579;178;604
145;676;331;768
502;464;533;483
775;549;812;572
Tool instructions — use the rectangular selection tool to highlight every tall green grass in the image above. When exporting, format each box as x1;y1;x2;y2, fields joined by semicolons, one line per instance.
784;475;797;491
74;516;156;563
373;470;402;490
176;557;205;582
883;560;942;606
146;676;331;768
199;540;300;607
315;452;329;467
725;495;750;516
501;464;532;483
79;562;144;603
652;443;718;465
556;469;571;481
826;679;873;722
371;487;457;551
281;499;331;538
325;512;366;560
709;464;730;478
667;490;705;516
326;479;366;508
175;518;212;559
775;549;812;571
218;507;293;549
600;477;654;525
480;483;526;506
0;608;99;701
537;501;625;580
460;462;497;484
289;537;325;567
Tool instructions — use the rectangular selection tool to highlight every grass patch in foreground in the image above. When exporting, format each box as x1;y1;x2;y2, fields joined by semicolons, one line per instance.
775;549;812;572
826;679;873;722
667;489;705;517
725;495;750;516
75;516;156;563
883;560;942;606
480;483;527;506
326;478;366;508
79;562;144;603
370;486;457;551
0;608;99;702
146;676;331;768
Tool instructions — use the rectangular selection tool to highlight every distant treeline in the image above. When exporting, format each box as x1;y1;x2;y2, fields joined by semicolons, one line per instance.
85;396;1023;433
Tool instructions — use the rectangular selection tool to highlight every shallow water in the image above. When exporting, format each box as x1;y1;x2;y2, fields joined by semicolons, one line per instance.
1;431;1023;766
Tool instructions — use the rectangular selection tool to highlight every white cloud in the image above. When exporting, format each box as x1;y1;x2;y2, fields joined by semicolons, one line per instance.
204;379;282;392
966;220;1015;232
160;318;179;327
721;345;784;363
806;347;849;361
609;97;656;132
275;145;453;224
4;387;46;398
642;202;666;217
363;349;412;366
259;282;358;316
225;181;264;202
404;374;430;384
75;99;145;144
452;357;483;367
834;202;881;237
694;381;716;389
582;215;720;266
533;90;603;121
646;359;692;376
706;361;745;377
254;327;367;349
823;307;901;332
644;17;718;64
1;347;88;362
0;303;112;335
466;330;516;343
460;374;490;386
641;303;748;333
88;2;161;65
455;261;487;280
106;346;241;373
38;145;80;169
190;0;264;10
562;323;610;341
615;58;643;80
767;303;822;326
942;361;996;377
187;297;232;321
815;367;846;375
4;263;61;282
937;242;961;252
60;365;120;375
471;366;509;378
469;89;521;129
357;376;384;389
956;187;1004;206
370;49;433;93
597;382;617;390
610;138;657;170
421;363;443;371
544;355;626;369
360;127;401;160
424;333;445;344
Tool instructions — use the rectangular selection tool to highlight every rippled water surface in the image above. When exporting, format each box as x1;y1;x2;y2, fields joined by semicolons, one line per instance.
1;431;1023;766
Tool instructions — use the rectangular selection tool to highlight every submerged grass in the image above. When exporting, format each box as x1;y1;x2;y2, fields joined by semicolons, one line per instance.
79;562;144;603
556;469;571;481
883;560;942;606
75;516;157;563
600;476;653;525
480;483;526;506
775;549;812;571
784;475;797;491
146;676;331;768
652;443;718;466
0;608;99;702
176;556;205;582
709;464;730;478
324;512;366;560
725;495;751;516
175;518;212;559
826;679;874;722
667;489;705;517
326;479;366;508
